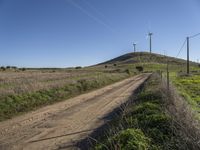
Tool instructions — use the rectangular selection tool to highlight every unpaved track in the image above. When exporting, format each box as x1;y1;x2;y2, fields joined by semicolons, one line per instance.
0;74;150;150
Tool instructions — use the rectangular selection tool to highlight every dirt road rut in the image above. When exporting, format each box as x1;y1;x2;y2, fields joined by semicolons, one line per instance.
0;74;150;150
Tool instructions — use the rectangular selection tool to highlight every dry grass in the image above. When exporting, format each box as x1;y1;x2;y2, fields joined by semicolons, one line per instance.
0;69;131;121
0;70;122;98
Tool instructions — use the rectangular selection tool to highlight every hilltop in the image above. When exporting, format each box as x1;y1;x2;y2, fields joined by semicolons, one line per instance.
100;52;197;66
91;52;199;73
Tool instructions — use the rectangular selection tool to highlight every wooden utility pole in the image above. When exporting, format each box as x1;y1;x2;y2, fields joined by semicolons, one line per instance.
187;37;190;75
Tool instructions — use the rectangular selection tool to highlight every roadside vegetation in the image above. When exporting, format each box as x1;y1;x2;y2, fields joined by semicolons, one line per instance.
0;69;131;121
172;72;200;118
92;74;200;150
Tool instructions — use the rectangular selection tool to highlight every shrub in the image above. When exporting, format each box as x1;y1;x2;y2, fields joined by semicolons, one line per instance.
21;68;26;71
75;66;82;69
11;66;17;69
114;64;117;67
125;69;131;75
77;79;89;91
136;66;143;72
0;66;6;71
105;65;108;68
111;129;150;150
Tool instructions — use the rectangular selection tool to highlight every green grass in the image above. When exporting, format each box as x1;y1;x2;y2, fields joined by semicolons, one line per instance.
93;75;187;150
0;72;130;121
104;129;151;150
172;73;200;115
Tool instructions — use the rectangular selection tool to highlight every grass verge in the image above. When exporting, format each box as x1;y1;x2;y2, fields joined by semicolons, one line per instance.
172;73;200;116
92;74;200;150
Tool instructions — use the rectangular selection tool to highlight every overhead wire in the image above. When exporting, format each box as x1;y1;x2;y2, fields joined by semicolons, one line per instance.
189;33;200;39
176;39;187;58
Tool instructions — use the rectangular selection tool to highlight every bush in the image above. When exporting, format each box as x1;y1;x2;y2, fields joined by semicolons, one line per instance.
125;69;131;75
136;66;143;72
75;66;82;69
11;66;17;69
21;68;26;71
105;65;108;68
111;129;150;150
0;66;6;71
77;79;89;91
113;64;117;67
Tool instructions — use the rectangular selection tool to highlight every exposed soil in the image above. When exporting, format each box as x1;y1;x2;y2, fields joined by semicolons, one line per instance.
0;74;150;150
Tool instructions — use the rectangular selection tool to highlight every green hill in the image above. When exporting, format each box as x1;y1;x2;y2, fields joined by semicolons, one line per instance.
100;52;196;65
93;52;199;73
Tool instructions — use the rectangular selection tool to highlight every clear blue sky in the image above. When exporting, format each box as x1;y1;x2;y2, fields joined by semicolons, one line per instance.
0;0;200;67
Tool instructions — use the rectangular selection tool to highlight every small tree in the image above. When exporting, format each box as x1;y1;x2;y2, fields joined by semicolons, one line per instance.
1;66;6;71
6;66;11;69
21;68;26;71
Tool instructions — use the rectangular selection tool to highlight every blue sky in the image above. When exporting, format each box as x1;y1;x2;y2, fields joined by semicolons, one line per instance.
0;0;200;67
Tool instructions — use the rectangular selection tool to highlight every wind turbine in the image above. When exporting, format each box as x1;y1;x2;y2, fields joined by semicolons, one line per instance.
133;42;137;52
146;22;153;53
148;32;153;53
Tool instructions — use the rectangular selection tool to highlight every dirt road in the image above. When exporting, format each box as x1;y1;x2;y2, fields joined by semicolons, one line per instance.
0;74;150;150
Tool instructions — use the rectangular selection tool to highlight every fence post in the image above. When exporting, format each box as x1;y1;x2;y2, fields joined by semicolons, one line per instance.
167;61;169;91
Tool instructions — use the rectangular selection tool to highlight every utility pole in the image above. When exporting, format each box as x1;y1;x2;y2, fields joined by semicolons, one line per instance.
133;43;136;52
187;37;190;75
148;32;153;53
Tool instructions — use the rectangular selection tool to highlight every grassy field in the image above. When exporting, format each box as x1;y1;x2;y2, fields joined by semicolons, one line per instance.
172;73;200;117
0;68;132;121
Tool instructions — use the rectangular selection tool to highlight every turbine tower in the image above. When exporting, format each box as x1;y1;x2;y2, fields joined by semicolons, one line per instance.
148;32;153;53
133;43;137;52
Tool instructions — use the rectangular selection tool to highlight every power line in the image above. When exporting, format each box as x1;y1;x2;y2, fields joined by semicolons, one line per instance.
189;33;200;39
176;39;187;58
